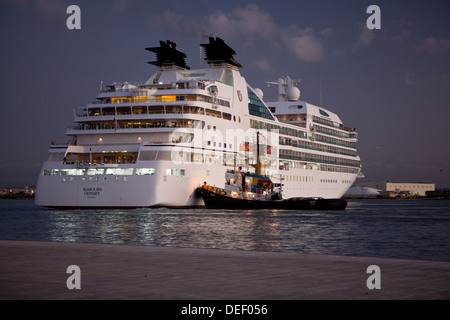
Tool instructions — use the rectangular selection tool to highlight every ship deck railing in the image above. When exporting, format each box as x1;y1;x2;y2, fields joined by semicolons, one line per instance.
312;117;356;133
75;105;212;118
67;120;203;131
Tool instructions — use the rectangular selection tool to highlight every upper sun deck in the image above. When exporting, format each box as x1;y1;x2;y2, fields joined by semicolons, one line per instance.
94;79;211;103
83;38;242;112
84;65;237;111
267;101;342;124
266;100;357;141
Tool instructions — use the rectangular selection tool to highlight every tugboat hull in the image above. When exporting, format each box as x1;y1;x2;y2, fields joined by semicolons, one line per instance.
196;188;347;210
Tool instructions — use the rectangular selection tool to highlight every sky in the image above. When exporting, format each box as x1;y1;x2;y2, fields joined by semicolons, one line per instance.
0;0;449;188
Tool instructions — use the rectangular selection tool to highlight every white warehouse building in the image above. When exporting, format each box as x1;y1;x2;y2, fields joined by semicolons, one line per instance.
353;181;435;197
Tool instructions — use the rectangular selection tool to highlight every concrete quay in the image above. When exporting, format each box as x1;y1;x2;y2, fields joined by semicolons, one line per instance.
0;240;449;300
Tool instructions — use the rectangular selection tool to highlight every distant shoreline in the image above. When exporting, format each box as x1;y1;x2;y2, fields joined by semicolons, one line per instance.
0;194;35;200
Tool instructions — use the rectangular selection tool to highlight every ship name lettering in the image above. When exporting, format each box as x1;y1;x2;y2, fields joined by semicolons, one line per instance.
83;187;103;196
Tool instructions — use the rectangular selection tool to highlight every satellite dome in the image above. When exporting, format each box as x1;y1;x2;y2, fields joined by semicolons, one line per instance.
286;86;300;101
254;88;264;100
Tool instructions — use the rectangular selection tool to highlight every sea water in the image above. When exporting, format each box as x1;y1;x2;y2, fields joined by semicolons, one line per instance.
0;199;449;261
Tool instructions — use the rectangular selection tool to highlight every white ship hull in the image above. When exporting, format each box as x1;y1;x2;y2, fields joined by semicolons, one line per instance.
35;160;358;208
36;161;222;208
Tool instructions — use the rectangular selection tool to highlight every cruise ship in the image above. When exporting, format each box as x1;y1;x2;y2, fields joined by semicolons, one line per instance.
35;37;361;208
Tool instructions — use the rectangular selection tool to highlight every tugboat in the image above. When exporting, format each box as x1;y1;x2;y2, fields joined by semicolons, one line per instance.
196;132;347;210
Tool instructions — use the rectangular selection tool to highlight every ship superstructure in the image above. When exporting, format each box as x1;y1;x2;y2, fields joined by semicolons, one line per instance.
35;38;361;208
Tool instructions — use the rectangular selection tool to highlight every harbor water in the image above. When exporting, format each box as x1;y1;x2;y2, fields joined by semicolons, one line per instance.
1;199;449;262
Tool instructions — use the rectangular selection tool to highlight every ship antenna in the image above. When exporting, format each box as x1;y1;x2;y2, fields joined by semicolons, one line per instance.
256;131;260;176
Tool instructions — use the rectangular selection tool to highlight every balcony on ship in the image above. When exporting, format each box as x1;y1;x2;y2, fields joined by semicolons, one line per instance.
66;119;205;136
75;104;209;119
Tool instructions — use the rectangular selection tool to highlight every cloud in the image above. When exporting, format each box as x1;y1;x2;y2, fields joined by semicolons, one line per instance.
404;71;416;86
1;0;67;19
352;26;376;52
418;36;450;55
112;0;131;13
281;26;325;62
150;10;210;39
211;5;326;62
220;4;277;39
205;4;278;41
320;28;334;37
253;59;275;74
0;0;28;10
150;4;327;63
392;19;412;42
35;0;67;19
150;4;278;42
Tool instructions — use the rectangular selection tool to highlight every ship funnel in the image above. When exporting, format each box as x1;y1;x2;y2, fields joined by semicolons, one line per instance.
146;40;190;70
200;37;242;69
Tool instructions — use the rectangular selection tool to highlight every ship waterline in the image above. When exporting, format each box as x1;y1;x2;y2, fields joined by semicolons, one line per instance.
35;38;361;208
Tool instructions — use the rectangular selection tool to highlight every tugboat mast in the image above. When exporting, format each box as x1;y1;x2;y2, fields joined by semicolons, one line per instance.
253;131;264;176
